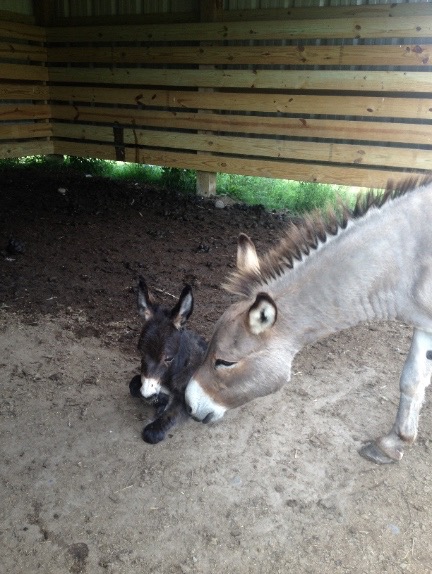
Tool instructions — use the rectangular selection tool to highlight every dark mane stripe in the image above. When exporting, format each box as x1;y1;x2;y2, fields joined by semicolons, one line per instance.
223;175;432;298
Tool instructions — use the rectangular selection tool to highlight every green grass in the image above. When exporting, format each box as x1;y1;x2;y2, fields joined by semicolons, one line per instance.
216;173;352;213
0;155;353;215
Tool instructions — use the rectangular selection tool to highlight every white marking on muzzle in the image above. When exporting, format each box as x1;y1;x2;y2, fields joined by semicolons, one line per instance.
185;378;227;423
140;376;162;398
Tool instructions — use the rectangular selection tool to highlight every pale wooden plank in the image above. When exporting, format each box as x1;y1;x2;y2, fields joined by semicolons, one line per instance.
46;14;432;43
53;140;424;189
52;140;118;161
126;150;427;189
47;43;432;67
48;86;432;120
0;63;48;82
0;41;47;62
0;123;52;140
0;10;35;25
217;3;432;22
50;106;432;146
48;67;432;93
0;104;51;121
0;140;53;159
0;20;45;42
52;124;432;171
47;12;199;27
0;83;50;100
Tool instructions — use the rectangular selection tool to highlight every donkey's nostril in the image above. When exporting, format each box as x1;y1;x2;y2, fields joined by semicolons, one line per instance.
186;404;193;415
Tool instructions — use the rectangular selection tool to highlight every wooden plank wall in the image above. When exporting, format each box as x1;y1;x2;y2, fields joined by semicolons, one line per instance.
1;2;432;188
0;16;53;158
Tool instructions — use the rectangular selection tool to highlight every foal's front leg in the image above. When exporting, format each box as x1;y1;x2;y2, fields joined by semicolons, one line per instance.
142;396;189;444
360;328;432;464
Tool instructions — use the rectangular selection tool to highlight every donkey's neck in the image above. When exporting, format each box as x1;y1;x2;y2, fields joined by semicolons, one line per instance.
273;215;404;348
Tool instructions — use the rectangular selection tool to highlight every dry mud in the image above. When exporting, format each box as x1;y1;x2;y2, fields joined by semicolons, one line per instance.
1;167;432;573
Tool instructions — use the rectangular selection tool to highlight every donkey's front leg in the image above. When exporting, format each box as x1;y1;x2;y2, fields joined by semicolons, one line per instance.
360;328;432;464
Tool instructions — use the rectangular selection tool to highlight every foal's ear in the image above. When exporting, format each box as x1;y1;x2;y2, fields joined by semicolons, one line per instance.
171;284;193;329
237;233;260;273
137;276;155;321
248;292;277;335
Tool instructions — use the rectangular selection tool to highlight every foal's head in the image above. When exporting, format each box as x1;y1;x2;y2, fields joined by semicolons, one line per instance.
136;276;193;403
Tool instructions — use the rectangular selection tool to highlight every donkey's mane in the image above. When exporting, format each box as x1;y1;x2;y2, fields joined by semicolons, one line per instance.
224;176;432;298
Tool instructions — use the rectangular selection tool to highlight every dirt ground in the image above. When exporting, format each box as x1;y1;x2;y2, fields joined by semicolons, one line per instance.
1;165;432;574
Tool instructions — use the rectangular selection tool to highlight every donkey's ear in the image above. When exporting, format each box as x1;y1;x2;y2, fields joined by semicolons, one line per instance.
248;292;277;335
171;284;193;329
137;276;155;321
237;233;260;273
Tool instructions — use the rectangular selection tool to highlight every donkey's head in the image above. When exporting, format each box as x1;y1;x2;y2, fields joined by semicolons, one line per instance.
185;234;293;424
136;276;193;403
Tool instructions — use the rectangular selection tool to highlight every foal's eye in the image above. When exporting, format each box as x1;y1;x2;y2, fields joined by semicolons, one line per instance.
215;359;238;369
164;356;174;365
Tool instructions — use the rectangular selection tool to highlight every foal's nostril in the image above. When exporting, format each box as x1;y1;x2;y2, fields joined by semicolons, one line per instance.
186;404;192;415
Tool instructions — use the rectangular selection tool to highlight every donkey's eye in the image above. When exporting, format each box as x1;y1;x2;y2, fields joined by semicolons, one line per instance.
215;359;238;369
164;356;174;365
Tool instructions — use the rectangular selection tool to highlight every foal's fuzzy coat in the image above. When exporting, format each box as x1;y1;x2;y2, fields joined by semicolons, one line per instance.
129;277;207;444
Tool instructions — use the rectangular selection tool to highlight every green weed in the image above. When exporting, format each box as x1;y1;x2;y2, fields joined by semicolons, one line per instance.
0;156;353;214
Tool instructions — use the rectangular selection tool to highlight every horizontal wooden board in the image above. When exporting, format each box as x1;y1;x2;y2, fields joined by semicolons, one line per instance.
52;140;425;189
0;10;35;25
46;14;432;43
0;104;51;121
48;86;432;120
47;67;432;93
0;83;50;100
52;124;432;171
0;62;48;82
218;3;432;22
0;41;47;62
37;2;432;27
0;20;45;42
47;43;432;67
46;11;200;27
50;106;432;146
0;123;52;140
0;139;53;159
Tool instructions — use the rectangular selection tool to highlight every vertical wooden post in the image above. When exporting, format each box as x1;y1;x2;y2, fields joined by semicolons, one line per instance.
33;0;52;26
196;0;221;197
32;0;54;155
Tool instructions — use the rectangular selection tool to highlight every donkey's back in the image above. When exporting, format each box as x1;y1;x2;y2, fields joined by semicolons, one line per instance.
185;176;432;466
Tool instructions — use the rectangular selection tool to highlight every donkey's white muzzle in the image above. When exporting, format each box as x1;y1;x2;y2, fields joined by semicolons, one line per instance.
185;378;226;423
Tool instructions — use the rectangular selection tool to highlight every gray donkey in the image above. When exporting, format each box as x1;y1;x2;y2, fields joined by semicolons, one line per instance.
185;176;432;465
129;276;207;444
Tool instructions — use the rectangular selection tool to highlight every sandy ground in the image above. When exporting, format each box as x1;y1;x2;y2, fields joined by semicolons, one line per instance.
1;166;432;573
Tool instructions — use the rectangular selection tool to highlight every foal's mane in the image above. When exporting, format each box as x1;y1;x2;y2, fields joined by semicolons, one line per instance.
224;175;432;298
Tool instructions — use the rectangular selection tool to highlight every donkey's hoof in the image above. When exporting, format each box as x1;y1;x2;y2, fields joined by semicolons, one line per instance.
129;375;142;398
359;442;397;465
142;424;166;444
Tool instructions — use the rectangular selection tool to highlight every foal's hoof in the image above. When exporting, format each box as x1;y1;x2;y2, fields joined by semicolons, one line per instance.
359;442;398;465
129;375;142;398
142;423;166;444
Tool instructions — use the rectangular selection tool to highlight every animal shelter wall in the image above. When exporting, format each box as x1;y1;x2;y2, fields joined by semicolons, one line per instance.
0;0;432;188
0;11;52;158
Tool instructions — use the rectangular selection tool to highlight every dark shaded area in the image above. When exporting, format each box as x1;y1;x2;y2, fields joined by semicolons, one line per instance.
0;166;289;352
